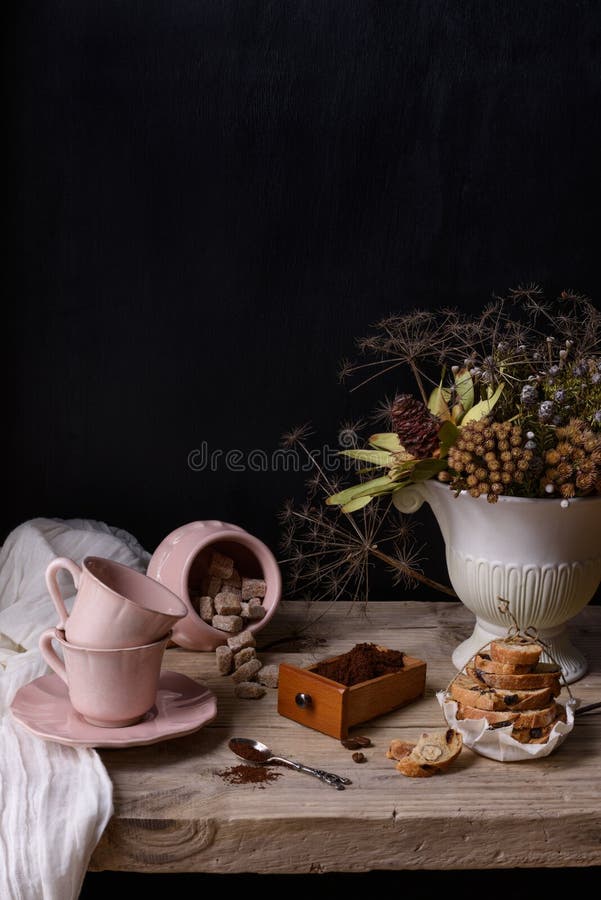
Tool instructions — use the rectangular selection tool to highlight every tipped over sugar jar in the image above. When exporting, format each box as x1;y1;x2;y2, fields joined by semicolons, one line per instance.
146;521;281;650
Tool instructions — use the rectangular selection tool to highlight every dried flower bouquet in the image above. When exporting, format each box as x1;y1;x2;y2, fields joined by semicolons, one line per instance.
280;287;601;606
329;286;601;511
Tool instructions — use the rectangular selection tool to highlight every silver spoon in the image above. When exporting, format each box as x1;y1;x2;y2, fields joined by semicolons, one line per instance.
228;737;352;790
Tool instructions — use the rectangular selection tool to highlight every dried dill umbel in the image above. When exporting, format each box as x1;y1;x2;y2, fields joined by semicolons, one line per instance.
342;287;601;430
278;427;457;608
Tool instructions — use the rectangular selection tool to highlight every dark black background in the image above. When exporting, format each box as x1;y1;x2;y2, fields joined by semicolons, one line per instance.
5;2;601;892
5;0;601;595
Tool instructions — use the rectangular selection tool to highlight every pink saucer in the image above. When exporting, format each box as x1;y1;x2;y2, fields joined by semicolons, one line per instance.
10;670;217;749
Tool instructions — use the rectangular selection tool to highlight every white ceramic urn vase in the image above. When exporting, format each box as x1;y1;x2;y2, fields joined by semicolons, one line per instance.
392;479;601;683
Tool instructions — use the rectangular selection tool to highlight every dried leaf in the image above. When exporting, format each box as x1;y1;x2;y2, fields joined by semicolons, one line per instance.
453;367;474;413
410;459;448;481
427;374;451;421
340;495;374;513
326;475;395;507
461;383;504;424
340;449;393;467
438;420;460;457
368;433;403;452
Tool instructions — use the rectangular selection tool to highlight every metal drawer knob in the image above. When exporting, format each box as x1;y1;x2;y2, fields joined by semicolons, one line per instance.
295;692;312;708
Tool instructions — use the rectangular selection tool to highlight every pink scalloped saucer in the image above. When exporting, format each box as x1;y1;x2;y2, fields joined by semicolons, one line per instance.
10;670;217;749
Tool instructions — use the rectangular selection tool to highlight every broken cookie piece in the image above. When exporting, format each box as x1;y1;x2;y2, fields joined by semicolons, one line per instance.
387;729;463;778
385;739;415;761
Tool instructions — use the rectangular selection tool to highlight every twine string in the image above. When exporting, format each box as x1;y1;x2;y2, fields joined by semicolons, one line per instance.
445;596;574;704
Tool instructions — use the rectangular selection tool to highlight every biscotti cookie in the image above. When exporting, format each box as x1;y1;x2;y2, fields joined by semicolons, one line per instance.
474;653;534;675
392;729;463;778
450;673;556;711
456;700;560;731
489;638;542;667
467;663;561;693
511;705;567;744
385;739;415;761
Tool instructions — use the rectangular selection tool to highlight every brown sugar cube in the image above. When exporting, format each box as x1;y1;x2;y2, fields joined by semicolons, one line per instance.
234;681;266;699
212;614;243;634
241;600;266;621
222;569;242;589
226;630;257;652
257;664;279;688
214;592;242;616
240;601;265;620
234;647;257;669
208;551;234;580
201;575;222;597
241;577;267;601
198;596;214;622
240;600;265;622
231;658;262;683
215;645;233;675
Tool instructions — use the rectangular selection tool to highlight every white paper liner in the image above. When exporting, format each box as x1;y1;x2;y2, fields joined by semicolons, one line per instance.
436;691;577;761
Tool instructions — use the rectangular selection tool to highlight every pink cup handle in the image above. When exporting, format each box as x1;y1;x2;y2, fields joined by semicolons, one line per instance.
45;557;82;630
39;628;67;684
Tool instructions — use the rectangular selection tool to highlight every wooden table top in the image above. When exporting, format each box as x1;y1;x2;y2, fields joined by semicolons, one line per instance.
89;600;601;874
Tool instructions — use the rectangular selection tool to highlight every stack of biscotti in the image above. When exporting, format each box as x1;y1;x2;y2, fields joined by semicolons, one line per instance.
450;637;566;744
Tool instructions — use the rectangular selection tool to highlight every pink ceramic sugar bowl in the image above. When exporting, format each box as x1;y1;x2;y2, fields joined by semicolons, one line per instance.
146;521;281;651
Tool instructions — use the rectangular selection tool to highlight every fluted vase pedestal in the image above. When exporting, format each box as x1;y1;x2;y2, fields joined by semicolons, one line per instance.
392;480;601;684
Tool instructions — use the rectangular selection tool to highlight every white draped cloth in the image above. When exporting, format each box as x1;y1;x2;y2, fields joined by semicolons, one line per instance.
0;518;151;900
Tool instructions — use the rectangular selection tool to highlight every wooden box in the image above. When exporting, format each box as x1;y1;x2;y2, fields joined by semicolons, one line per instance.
277;651;427;739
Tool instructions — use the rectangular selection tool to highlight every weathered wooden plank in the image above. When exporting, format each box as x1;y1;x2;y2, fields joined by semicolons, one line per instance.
91;810;601;873
90;601;601;874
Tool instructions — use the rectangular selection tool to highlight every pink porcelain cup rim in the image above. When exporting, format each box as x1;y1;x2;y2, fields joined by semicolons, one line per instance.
51;627;173;653
83;556;187;618
178;528;281;630
178;527;265;581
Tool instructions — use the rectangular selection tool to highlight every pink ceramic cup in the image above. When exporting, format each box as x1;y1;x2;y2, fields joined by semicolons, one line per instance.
39;627;170;727
45;556;188;649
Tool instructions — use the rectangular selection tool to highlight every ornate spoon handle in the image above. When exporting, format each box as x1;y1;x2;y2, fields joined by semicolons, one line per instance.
269;755;352;789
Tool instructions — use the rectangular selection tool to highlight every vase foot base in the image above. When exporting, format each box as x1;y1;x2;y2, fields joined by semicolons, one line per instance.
452;621;588;685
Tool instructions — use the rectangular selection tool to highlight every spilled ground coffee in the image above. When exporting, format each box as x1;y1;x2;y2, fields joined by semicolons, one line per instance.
217;764;282;787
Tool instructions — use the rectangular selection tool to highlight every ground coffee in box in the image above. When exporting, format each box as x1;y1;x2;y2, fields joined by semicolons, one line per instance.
313;642;404;686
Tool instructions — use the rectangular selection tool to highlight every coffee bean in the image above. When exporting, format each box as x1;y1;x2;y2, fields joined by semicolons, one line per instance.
341;736;372;750
352;752;367;763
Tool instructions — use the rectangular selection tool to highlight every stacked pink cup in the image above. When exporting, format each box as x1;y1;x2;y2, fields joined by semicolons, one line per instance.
39;557;188;727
